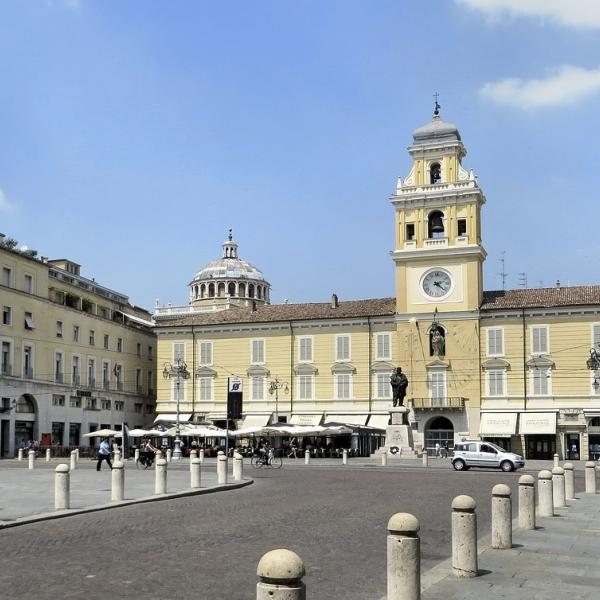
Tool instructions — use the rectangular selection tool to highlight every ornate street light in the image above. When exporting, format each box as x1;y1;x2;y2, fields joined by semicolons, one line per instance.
268;378;289;424
162;358;190;459
586;349;600;392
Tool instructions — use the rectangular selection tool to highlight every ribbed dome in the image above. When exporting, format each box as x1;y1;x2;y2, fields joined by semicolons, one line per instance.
191;257;267;283
413;114;461;143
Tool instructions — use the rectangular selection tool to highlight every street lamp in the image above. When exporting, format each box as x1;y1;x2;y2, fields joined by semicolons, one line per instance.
268;378;289;423
162;358;190;459
586;349;600;392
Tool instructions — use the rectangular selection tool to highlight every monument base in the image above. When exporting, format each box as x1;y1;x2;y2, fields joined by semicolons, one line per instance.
376;407;419;459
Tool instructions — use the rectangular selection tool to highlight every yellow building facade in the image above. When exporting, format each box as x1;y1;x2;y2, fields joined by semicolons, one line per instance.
155;109;600;460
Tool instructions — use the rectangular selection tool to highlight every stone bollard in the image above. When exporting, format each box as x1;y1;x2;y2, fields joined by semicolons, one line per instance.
70;451;77;471
189;449;198;468
491;484;512;550
381;452;388;467
134;448;140;463
111;461;125;501
585;461;597;494
191;458;201;489
552;466;566;508
257;549;306;600
518;475;536;530
563;463;575;500
28;450;35;470
451;495;478;578
75;448;80;463
166;448;172;463
422;452;428;467
114;449;121;463
304;450;310;465
155;458;167;494
217;451;228;484
156;449;163;460
537;470;554;517
55;464;70;510
17;448;23;461
233;452;243;481
342;449;348;465
46;448;51;462
199;448;204;463
387;513;421;600
553;453;559;468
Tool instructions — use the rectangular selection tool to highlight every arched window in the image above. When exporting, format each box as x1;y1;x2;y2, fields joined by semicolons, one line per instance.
238;283;246;298
208;283;215;298
424;416;454;456
16;394;35;413
430;162;442;184
228;282;236;297
248;284;255;298
428;210;445;239
257;286;262;300
200;284;206;298
218;283;225;298
194;286;199;299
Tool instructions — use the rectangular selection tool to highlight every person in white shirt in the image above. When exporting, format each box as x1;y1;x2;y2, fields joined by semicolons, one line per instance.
97;438;113;471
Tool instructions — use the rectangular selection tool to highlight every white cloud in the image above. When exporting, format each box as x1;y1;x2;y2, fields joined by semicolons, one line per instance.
456;0;600;29
479;65;600;108
0;188;14;212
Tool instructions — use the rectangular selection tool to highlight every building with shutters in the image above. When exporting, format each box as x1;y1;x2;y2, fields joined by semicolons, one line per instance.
154;106;600;461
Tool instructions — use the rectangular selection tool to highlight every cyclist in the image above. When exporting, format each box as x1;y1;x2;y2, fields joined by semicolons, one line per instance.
258;440;271;465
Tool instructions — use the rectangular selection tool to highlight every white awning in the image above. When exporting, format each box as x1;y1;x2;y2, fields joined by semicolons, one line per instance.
241;414;272;428
153;413;192;423
324;413;369;426
122;312;154;327
289;413;323;426
479;412;518;436
367;414;390;430
519;412;557;435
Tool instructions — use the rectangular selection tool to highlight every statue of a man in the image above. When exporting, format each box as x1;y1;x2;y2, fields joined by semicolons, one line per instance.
390;367;409;407
431;325;445;357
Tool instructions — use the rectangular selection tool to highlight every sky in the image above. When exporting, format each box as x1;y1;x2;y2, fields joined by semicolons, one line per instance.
1;0;599;310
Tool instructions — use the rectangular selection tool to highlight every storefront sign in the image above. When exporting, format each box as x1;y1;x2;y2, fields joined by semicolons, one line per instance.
519;412;557;435
479;412;518;436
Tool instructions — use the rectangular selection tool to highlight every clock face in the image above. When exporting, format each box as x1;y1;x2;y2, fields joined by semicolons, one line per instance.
422;270;452;298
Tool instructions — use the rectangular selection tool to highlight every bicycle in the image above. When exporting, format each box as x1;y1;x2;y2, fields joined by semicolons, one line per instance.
251;448;282;469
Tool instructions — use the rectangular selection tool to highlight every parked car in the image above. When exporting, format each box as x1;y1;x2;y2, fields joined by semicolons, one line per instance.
451;440;525;472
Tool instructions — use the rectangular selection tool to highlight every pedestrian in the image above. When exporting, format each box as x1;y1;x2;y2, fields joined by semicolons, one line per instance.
435;442;440;457
287;437;298;458
97;437;113;471
443;441;449;458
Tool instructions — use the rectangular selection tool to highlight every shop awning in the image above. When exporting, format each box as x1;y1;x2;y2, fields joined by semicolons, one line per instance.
367;414;390;430
519;412;557;435
153;413;192;423
289;413;323;426
240;414;272;428
324;413;369;426
479;412;518;437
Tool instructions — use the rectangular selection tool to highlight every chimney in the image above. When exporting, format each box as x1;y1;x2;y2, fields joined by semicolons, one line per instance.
555;280;561;289
331;293;339;309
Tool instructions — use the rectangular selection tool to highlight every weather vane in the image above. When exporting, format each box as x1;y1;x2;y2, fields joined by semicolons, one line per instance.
433;92;441;116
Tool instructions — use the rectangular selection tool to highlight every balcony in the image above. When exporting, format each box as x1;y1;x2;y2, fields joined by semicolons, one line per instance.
423;237;448;249
23;368;33;380
410;397;466;411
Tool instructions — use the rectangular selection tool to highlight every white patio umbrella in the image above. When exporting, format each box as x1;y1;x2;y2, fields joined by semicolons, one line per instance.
82;428;121;438
127;428;166;438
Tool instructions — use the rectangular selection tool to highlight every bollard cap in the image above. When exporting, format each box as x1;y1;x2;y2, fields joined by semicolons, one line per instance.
218;453;227;460
552;466;564;475
452;495;476;512
156;458;167;466
112;461;124;470
233;451;242;459
519;474;535;486
217;451;225;456
56;464;69;473
387;512;420;535
257;549;305;583
192;458;201;465
586;461;596;468
28;449;35;455
563;462;574;470
492;483;511;497
538;469;552;480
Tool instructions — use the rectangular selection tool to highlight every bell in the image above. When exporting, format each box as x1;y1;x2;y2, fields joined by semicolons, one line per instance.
430;214;444;234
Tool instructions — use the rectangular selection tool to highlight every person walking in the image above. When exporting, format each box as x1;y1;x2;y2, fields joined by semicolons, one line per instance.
97;437;113;471
287;437;298;458
435;442;440;457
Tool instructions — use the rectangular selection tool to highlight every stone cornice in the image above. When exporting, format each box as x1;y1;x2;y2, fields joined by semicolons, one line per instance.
391;245;487;262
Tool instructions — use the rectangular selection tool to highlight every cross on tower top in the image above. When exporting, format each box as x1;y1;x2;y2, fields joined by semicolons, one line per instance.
433;92;441;117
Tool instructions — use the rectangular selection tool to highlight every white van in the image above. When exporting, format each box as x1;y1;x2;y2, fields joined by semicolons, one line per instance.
451;440;525;472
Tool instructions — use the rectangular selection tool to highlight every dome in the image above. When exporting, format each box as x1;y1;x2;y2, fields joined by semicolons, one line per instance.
191;257;267;283
413;114;461;144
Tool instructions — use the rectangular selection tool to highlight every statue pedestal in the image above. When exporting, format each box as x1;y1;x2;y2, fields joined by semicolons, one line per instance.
378;407;419;459
390;407;409;425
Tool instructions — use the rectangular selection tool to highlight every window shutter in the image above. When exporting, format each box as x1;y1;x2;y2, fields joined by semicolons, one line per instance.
252;340;264;364
532;327;548;354
336;336;349;361
173;343;185;361
376;334;390;360
487;329;503;355
300;338;312;362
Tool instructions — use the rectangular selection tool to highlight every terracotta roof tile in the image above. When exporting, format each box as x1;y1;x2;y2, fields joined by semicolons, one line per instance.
481;286;600;310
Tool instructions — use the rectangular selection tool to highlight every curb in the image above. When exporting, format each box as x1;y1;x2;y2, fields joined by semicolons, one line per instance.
0;478;253;530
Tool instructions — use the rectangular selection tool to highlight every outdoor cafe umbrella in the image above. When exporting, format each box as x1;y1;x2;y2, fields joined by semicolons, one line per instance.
82;428;121;438
127;428;166;438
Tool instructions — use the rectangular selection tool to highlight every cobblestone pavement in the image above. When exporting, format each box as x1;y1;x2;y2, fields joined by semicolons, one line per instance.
0;463;526;599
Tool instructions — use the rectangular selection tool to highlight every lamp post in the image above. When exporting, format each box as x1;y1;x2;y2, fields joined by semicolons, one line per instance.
162;358;190;460
268;378;289;424
587;349;600;392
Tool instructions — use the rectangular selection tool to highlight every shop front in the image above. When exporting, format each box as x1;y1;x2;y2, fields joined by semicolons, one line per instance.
587;416;600;460
479;412;518;452
520;412;557;460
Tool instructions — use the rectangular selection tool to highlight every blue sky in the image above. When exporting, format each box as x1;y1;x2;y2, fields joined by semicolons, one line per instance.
1;0;599;309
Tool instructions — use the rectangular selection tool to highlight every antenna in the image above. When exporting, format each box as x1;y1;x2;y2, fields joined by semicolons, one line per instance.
498;251;508;291
518;272;528;288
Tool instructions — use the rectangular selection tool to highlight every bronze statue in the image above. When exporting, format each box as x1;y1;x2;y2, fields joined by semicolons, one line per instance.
390;367;409;407
431;324;445;357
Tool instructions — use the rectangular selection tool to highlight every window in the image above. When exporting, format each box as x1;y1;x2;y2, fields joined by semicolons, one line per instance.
134;403;143;414
486;328;504;357
145;404;154;414
115;401;124;411
85;398;97;410
73;325;79;342
428;370;446;403
103;361;110;389
1;340;12;375
173;378;186;402
24;274;33;294
251;339;265;364
148;370;154;392
430;162;441;184
376;333;391;360
298;337;313;362
56;321;63;338
457;219;467;237
114;364;123;390
593;324;600;352
405;223;415;241
251;376;265;400
72;355;80;385
70;396;82;408
88;358;96;387
101;399;111;410
335;373;352;399
24;312;35;330
298;375;314;400
148;346;153;359
487;370;505;396
55;352;64;382
173;342;185;361
2;266;11;287
136;368;142;391
336;335;350;362
2;306;11;326
104;334;109;350
52;394;65;407
23;345;33;378
89;330;95;346
136;343;141;357
199;341;212;366
531;368;550;396
480;444;497;454
531;325;549;355
117;338;123;352
199;377;212;401
376;373;392;399
428;210;445;238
